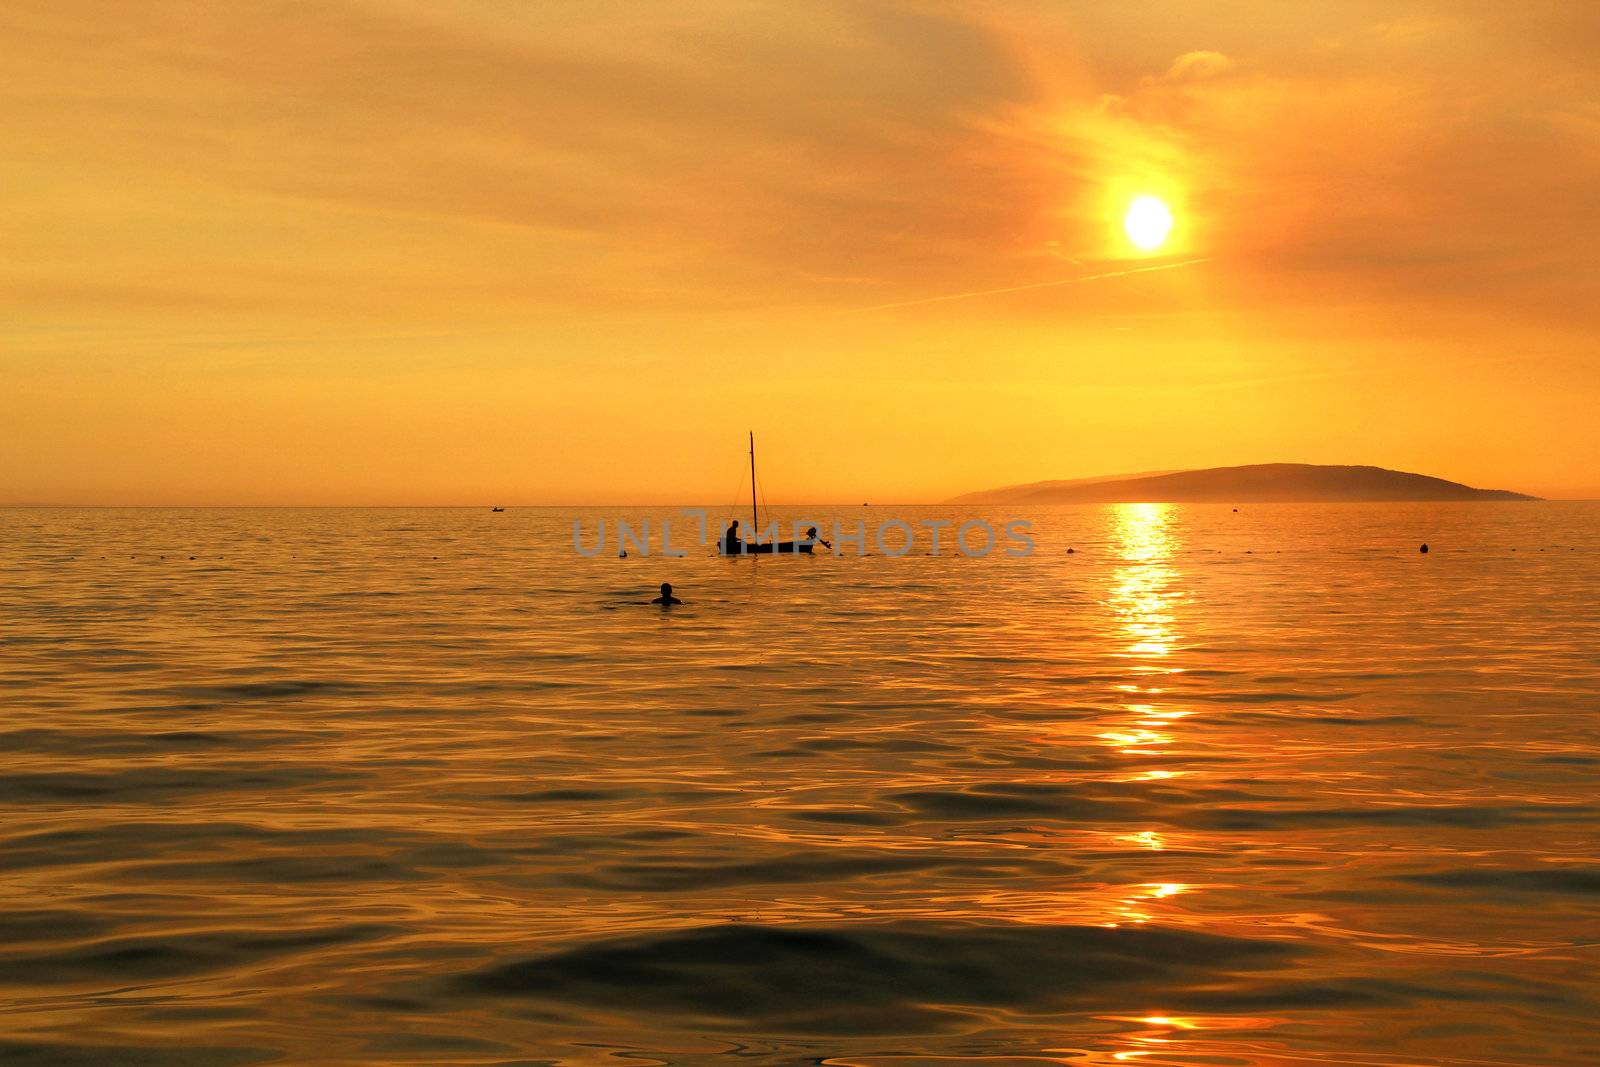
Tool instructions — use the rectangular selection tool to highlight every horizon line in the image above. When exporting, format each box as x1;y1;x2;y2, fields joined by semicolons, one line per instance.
3;498;1592;509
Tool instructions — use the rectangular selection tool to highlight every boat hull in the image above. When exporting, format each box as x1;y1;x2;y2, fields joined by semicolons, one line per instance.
733;541;814;555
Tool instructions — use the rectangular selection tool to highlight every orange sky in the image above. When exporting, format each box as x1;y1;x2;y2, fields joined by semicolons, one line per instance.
3;1;1597;503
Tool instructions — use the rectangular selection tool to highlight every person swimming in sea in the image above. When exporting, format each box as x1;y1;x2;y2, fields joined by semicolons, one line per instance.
651;582;682;606
723;519;743;555
805;525;832;550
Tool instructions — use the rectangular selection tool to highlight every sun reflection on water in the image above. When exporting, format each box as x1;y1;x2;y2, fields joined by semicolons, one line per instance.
1101;881;1196;928
1100;505;1190;771
1101;504;1189;767
1095;504;1201;939
1109;503;1180;659
1117;830;1167;851
1094;1011;1290;1066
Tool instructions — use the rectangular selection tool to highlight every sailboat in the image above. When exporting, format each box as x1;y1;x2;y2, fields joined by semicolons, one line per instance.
729;431;814;555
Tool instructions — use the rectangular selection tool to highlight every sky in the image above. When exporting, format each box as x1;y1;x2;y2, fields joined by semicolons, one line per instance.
3;1;1597;503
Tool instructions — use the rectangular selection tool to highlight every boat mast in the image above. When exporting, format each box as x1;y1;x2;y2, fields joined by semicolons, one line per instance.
748;430;759;534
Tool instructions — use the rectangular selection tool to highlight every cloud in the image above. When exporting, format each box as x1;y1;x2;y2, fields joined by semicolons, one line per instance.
1160;50;1235;83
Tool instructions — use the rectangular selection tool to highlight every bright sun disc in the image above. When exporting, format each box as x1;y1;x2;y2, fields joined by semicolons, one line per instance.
1124;196;1173;251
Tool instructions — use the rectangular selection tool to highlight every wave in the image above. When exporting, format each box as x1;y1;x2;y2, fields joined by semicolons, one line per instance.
454;920;1303;1034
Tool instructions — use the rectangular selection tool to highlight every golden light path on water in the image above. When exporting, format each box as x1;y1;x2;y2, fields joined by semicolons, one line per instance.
1097;504;1206;1062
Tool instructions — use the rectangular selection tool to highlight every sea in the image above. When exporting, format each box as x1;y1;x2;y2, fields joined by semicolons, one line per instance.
1;503;1596;1066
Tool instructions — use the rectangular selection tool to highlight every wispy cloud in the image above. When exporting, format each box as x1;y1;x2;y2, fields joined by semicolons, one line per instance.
836;257;1212;314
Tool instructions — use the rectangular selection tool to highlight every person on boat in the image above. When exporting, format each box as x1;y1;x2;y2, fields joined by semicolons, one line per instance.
723;520;744;555
651;582;683;606
804;526;832;550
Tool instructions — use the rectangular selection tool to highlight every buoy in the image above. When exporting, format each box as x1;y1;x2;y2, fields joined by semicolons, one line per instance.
1419;544;1429;554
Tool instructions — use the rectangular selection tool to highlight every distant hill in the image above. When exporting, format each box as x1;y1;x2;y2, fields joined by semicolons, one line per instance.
947;464;1538;504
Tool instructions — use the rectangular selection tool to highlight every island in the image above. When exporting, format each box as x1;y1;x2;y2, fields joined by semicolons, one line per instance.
947;463;1538;504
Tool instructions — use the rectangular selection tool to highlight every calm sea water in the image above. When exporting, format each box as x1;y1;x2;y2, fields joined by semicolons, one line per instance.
2;503;1597;1066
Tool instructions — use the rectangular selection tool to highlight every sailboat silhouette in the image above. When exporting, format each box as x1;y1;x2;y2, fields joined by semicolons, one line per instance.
729;431;814;555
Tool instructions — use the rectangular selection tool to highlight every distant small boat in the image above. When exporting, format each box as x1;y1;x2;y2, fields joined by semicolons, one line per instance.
730;431;813;555
491;507;505;512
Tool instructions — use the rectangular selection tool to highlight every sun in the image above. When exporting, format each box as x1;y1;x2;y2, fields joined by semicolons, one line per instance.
1123;195;1173;252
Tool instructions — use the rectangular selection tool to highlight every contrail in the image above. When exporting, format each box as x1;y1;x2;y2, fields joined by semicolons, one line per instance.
838;256;1212;314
